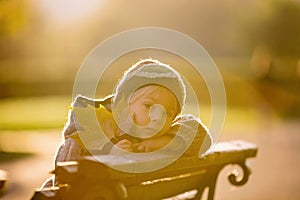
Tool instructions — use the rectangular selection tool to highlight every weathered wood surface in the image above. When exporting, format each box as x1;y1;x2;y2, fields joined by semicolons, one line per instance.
34;140;258;200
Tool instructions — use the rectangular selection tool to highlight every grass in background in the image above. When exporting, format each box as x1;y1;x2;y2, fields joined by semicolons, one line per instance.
0;95;71;130
0;151;33;163
0;95;264;131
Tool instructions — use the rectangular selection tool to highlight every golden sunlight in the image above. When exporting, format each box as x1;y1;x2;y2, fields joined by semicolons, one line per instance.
37;0;105;25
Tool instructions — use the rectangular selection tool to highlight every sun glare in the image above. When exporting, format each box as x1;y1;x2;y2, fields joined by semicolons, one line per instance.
37;0;105;25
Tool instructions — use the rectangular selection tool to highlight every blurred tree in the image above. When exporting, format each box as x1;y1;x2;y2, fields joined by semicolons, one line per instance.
248;0;300;118
259;1;300;58
0;0;27;58
250;0;300;76
262;1;300;58
0;0;27;37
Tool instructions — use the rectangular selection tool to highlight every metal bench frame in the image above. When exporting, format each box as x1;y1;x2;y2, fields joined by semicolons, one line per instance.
33;140;257;200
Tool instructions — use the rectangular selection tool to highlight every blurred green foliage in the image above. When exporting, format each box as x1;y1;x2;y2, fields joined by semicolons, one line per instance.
0;0;27;37
0;151;32;162
0;0;299;132
252;1;300;57
0;96;70;130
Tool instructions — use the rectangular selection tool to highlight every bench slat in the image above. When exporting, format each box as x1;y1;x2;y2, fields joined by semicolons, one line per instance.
35;140;257;200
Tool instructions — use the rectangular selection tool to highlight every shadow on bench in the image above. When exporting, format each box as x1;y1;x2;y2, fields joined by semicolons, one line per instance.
33;140;257;200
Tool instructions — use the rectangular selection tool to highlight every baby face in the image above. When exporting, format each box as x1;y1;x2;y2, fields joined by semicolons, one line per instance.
129;85;179;137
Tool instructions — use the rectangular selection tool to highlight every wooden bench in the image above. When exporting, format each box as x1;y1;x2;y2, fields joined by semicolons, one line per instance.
32;140;257;200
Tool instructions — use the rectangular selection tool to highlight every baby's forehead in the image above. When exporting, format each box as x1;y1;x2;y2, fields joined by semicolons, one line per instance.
129;84;180;114
137;85;178;106
136;84;175;96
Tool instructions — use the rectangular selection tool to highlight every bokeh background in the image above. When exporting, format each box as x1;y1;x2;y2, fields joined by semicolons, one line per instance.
0;0;299;199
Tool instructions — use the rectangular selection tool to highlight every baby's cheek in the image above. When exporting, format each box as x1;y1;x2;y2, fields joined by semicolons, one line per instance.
141;113;152;126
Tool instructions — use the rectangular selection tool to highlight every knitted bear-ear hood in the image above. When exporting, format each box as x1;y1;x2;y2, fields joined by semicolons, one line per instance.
112;58;186;111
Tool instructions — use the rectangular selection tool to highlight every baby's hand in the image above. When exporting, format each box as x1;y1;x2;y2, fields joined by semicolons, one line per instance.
110;139;133;154
133;140;153;153
133;136;173;153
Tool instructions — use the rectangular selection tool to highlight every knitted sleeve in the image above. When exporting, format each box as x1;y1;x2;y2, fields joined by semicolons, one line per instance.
54;95;113;165
169;114;212;156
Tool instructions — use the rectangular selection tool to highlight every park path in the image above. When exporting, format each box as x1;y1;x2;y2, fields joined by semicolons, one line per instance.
0;120;300;200
0;130;61;200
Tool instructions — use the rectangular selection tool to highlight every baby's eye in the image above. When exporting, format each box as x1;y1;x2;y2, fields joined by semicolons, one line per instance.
144;103;152;109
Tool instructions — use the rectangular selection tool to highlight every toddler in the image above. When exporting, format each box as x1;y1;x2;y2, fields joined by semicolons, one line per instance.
39;58;212;189
55;58;212;163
